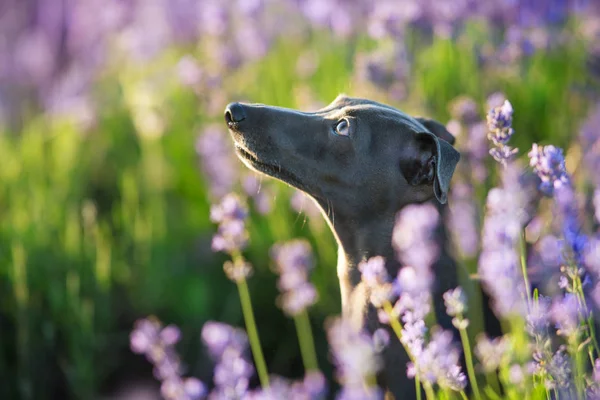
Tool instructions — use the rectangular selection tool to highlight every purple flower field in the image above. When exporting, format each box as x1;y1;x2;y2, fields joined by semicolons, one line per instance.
2;1;600;399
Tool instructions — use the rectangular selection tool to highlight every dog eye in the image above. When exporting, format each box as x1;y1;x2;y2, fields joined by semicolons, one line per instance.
334;119;350;136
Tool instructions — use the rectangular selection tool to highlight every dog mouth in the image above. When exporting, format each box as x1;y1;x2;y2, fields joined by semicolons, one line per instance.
234;144;306;190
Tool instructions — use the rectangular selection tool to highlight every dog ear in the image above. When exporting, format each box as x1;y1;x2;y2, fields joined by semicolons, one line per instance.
400;131;460;204
415;117;456;145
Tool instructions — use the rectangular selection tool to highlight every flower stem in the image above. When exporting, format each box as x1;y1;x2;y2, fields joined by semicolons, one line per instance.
459;323;482;400
519;230;532;306
486;371;501;395
424;382;436;400
383;301;409;356
236;277;270;388
383;300;421;400
294;310;319;372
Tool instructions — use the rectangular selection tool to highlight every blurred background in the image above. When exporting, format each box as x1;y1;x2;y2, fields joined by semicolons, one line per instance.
1;0;600;399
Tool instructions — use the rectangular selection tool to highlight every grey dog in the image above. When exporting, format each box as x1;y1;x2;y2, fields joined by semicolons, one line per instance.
224;95;461;399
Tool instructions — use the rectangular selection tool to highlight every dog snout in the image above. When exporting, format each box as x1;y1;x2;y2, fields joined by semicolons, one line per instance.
224;102;246;127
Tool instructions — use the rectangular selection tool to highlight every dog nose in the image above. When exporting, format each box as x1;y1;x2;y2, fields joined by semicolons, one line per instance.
224;102;246;125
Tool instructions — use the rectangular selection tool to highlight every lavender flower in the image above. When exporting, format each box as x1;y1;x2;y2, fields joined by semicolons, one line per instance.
595;189;600;224
550;293;583;339
177;55;203;87
486;99;518;165
478;164;531;318
392;202;440;272
486;93;507;110
508;364;525;386
394;266;433;300
475;334;510;373
130;317;206;400
526;295;551;338
358;256;393;307
443;286;468;331
270;240;318;315
448;183;480;258
585;237;600;279
466;122;490;183
196;125;239;199
528;144;570;196
536;235;563;269
201;322;254;399
299;371;328;399
210;194;250;258
354;47;409;99
399;312;427;360
449;95;479;125
545;347;572;390
579;103;600;189
528;145;590;288
326;317;382;398
411;329;467;391
247;372;327;400
554;185;588;269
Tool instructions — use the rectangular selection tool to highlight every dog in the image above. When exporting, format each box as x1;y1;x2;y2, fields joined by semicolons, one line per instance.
224;95;461;399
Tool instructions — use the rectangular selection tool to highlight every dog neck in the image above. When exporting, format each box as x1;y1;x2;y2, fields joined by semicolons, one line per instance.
322;208;400;313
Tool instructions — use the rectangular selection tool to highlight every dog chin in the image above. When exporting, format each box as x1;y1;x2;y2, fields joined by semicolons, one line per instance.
233;144;307;192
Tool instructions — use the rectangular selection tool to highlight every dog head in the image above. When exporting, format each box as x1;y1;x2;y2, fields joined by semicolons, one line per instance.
224;95;460;220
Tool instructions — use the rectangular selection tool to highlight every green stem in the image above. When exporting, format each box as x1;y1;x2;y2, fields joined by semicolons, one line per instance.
486;371;501;395
460;390;469;400
573;338;585;399
519;231;532;306
383;301;421;400
383;301;411;358
236;278;270;388
294;310;319;372
459;323;482;400
424;382;436;400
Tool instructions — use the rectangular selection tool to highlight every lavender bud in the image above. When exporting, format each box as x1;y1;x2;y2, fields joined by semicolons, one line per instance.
271;239;318;315
528;144;570;196
475;335;510;372
443;287;467;317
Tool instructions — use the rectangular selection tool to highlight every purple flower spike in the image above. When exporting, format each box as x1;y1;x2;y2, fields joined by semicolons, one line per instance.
527;144;589;287
475;334;509;373
130;317;206;400
326;317;382;396
201;322;254;399
526;296;551;338
486;99;518;165
448;183;480;258
210;193;248;224
478;164;532;318
528;144;570;196
210;194;251;260
487;100;514;145
594;189;600;224
580;104;600;190
359;256;393;307
196;126;239;199
270;239;318;316
392;202;440;273
413;329;467;391
201;322;248;359
443;287;467;317
550;294;583;339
